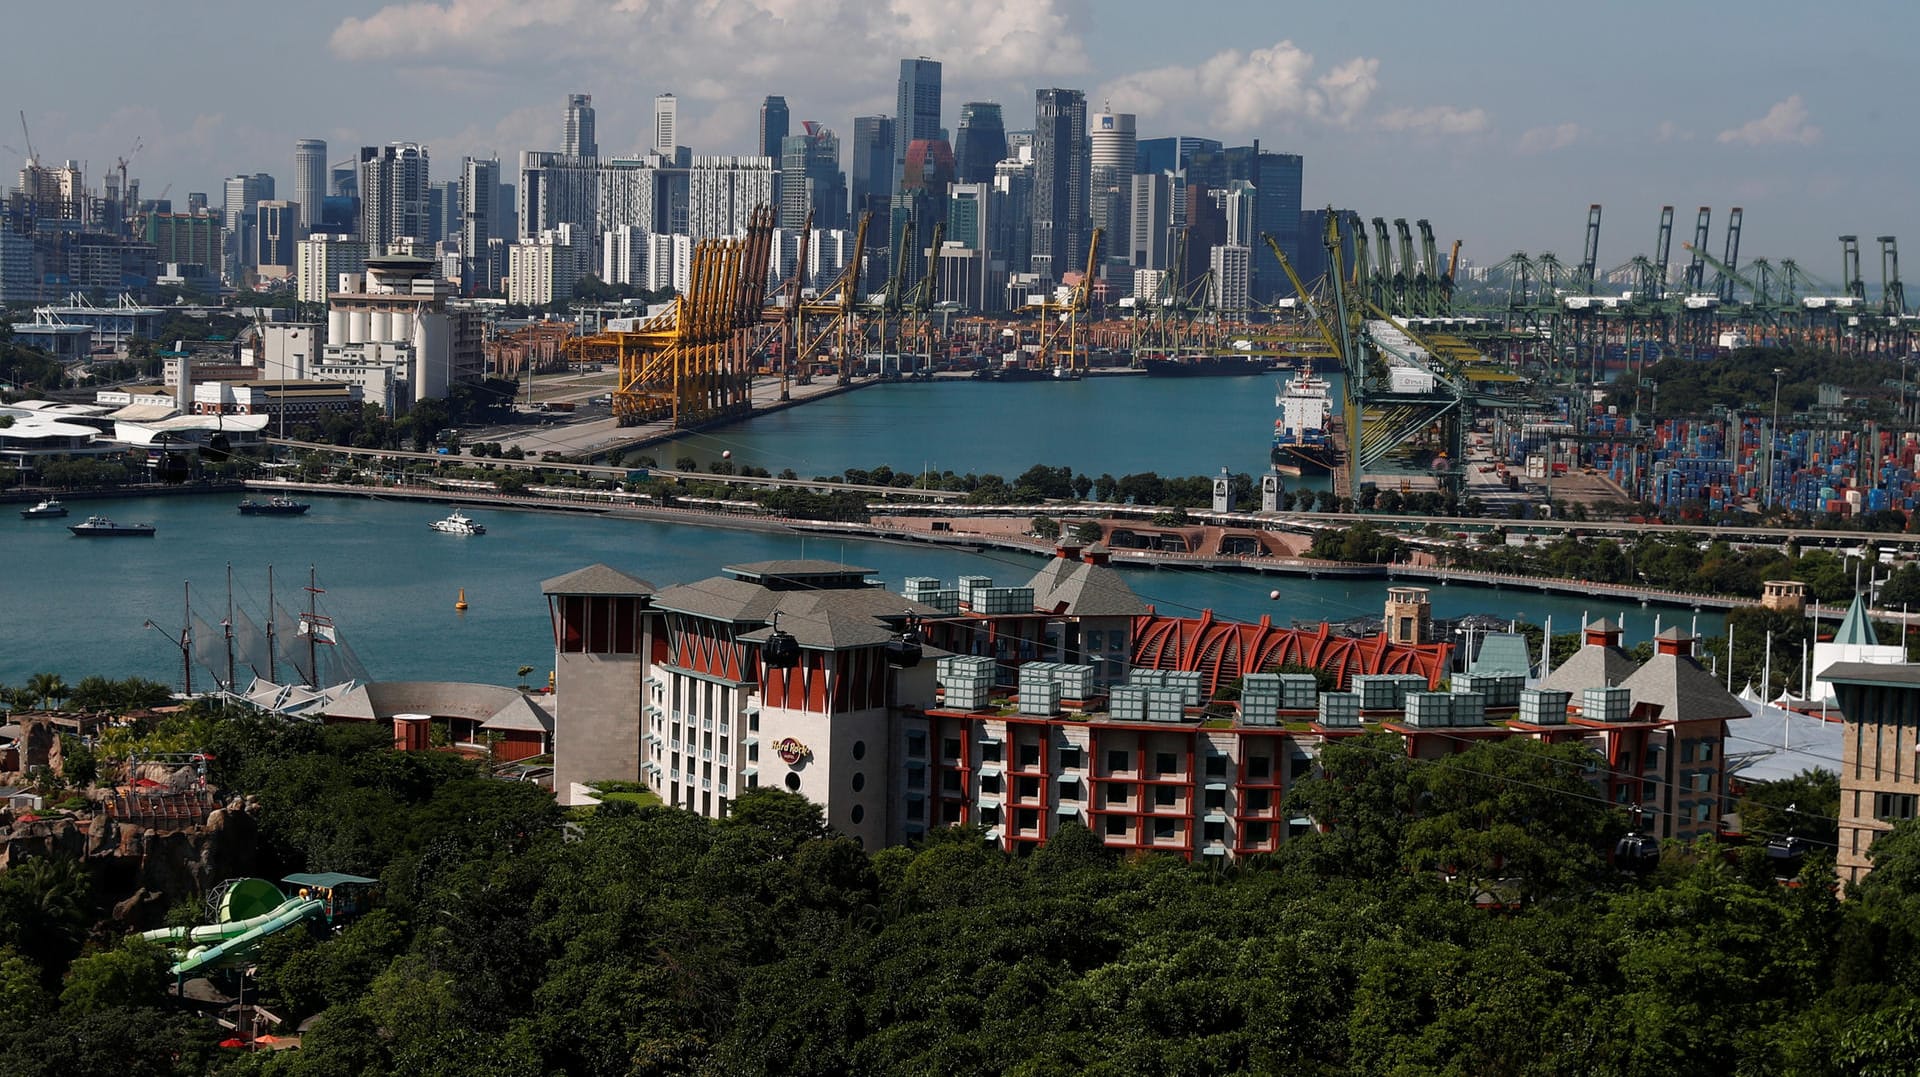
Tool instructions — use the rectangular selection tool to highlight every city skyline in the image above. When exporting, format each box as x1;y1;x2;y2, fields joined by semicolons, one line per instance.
6;0;1913;265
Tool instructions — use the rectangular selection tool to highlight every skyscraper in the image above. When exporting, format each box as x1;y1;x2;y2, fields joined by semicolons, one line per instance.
565;94;597;159
461;156;502;294
759;96;790;160
1129;172;1174;270
294;139;327;231
850;115;894;228
953;102;1007;184
1187;142;1303;301
1030;88;1088;281
254;200;301;278
359;142;430;253
653;93;679;157
893;58;942;195
223;173;273;232
780;122;845;231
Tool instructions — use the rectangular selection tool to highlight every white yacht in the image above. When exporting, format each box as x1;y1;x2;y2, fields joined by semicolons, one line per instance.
430;510;486;536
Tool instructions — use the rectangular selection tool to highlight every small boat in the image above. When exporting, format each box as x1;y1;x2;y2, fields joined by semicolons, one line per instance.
19;498;68;519
430;510;486;536
68;515;156;537
237;496;312;516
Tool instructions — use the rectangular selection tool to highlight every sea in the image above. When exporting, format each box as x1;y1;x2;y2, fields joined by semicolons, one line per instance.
1;377;1718;690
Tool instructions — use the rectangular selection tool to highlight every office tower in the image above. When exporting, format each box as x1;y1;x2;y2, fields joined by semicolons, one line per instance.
1187;142;1303;300
653;93;678;156
780;122;846;231
953;102;1007;184
186;192;209;214
359;142;430;253
760;96;790;160
894;57;942;194
254;200;301;278
461;156;501;294
295;139;327;231
1090;108;1136;176
992;156;1033;276
330;165;356;199
223;173;273;232
761;95;790;205
1135;135;1222;177
895;138;955;286
1030;88;1088;281
946;181;990;250
1210;243;1251;316
850;115;894;227
427;181;459;244
1130;172;1174;269
565;94;597;158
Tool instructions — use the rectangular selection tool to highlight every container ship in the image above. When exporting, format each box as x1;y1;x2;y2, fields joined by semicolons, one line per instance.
1139;353;1277;377
1272;372;1336;476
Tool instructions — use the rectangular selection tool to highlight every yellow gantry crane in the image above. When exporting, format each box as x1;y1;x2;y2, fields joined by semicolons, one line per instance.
1028;227;1103;375
570;205;777;427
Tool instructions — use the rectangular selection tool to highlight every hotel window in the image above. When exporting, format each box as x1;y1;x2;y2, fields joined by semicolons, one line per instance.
943;771;962;793
1016;776;1040;800
1681;741;1696;763
1247;756;1272;780
981;775;1002;795
1692;772;1711;793
1019;743;1041;768
1204;821;1225;844
1154;785;1177;808
1205;788;1226;811
907;769;925;791
1105;784;1129;807
982;742;1003;764
851;773;865;792
906;731;927;759
1245;789;1271;812
1058;778;1080;801
944;803;963;824
1059;747;1083;769
1205;755;1228;779
1105;816;1128;837
907;800;925;822
1153;818;1176;841
1290;754;1313;782
1017;808;1039;831
1107;749;1129;774
1155;752;1178;776
944;737;962;761
1876;793;1919;821
1693;802;1712;822
1088;630;1104;650
1699;741;1714;762
1245;822;1270;845
980;806;1000;826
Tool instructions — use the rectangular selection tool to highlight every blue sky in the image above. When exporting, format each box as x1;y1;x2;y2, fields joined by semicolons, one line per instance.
9;0;1911;273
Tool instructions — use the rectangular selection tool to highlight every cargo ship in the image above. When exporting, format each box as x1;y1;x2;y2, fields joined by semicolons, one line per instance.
1139;353;1277;377
1271;372;1336;476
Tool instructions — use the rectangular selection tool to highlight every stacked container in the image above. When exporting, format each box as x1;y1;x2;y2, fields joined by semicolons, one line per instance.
1449;690;1486;726
1146;687;1187;722
958;576;994;608
1317;691;1363;728
1240;674;1281;726
1018;680;1062;717
1163;671;1204;707
1403;692;1453;728
1353;675;1400;711
1581;685;1632;723
1279;673;1319;711
1109;684;1148;722
937;656;997;711
1519;687;1571;725
972;587;1035;615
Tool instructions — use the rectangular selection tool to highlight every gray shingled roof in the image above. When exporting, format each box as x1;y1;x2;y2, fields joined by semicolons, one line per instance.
653;576;785;622
1820;661;1920;688
725;559;876;580
322;681;552;730
1539;641;1640;696
736;586;945;648
1619;650;1749;722
541;563;656;596
1026;556;1149;618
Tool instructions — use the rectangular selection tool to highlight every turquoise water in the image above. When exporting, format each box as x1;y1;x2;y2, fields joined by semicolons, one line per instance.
1;490;1718;690
646;376;1332;488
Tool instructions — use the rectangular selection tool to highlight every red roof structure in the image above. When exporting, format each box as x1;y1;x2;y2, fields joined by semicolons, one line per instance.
1129;611;1452;696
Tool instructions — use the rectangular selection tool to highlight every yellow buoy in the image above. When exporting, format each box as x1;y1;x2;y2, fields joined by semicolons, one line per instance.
455;588;469;611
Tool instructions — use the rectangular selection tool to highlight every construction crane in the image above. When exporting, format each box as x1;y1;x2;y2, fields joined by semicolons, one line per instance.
17;111;38;167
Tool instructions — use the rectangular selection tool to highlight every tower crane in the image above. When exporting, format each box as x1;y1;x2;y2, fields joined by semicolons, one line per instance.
1651;205;1674;300
791;211;872;385
1879;236;1905;317
1394;218;1417;315
1682;207;1711;293
1717;208;1744;304
1840;234;1866;302
1028;228;1102;375
1579;204;1603;294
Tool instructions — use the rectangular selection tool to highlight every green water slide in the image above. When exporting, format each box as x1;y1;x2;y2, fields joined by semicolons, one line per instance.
157;896;325;975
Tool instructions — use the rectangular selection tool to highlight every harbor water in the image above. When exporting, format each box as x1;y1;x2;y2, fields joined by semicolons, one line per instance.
2;490;1718;690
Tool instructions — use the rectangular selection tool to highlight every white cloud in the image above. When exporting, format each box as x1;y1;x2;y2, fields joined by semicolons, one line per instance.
330;0;1089;153
1654;120;1693;143
1717;95;1820;146
1376;105;1489;136
1097;40;1378;136
1516;122;1581;154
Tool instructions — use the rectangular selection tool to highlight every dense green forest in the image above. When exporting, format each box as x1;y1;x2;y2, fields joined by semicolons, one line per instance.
3;711;1919;1075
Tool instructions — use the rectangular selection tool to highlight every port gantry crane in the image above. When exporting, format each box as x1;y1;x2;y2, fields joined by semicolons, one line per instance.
787;211;873;387
1027;227;1103;375
568;205;776;427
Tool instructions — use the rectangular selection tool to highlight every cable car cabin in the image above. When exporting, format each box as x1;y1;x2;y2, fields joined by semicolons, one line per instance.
1614;833;1661;874
763;626;800;670
886;629;923;668
1766;837;1807;881
282;872;380;924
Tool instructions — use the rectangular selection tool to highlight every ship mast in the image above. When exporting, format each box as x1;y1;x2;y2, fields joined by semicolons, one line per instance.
265;565;277;684
223;562;236;694
179;581;193;697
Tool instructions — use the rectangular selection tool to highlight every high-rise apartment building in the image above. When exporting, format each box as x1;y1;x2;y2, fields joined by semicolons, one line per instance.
894;58;942;194
780;123;846;231
1210;244;1251;317
427;181;459;244
687;156;776;239
602;224;648;287
1030;88;1089;281
223;173;274;232
294;139;327;232
295;233;368;305
759;96;790;161
850;116;895;228
953;102;1008;184
461;156;502;294
653;93;679;157
358;142;430;253
992;156;1034;277
254;200;302;279
565;94;598;159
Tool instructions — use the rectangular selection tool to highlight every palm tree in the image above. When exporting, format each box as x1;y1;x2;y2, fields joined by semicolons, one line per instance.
24;672;67;711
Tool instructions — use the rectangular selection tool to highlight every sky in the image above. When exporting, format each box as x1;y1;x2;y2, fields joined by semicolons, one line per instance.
9;0;1914;277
